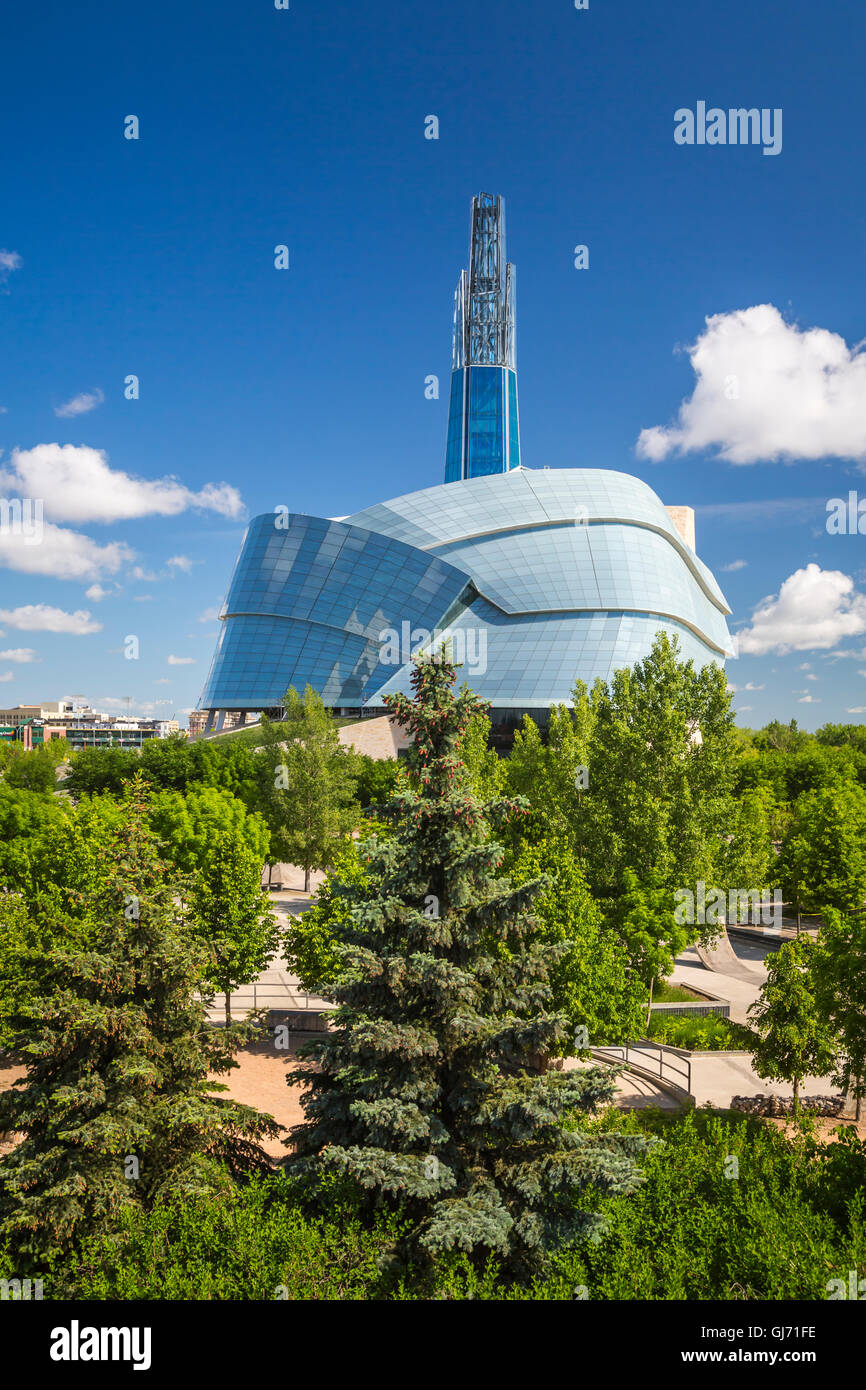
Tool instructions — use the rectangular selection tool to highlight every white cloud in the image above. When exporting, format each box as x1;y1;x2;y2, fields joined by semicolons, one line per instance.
167;654;196;665
153;678;171;685
637;305;866;465
167;555;193;573
737;704;752;712
805;673;819;682
0;250;22;284
798;694;821;704
85;583;110;601
197;605;221;623
721;559;748;572
0;521;132;581
0;671;13;682
54;388;104;419
0;445;244;523
0;604;102;634
737;564;866;655
0;648;39;663
97;697;159;715
742;682;765;691
847;707;866;714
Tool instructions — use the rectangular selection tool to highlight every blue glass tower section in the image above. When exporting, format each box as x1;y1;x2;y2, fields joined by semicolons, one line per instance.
444;193;521;483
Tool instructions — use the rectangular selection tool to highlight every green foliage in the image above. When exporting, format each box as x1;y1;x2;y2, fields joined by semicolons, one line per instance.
505;701;589;843
741;936;836;1107
288;655;651;1273
285;837;373;994
342;751;401;809
11;1112;865;1301
19;1175;406;1300
189;828;280;1023
0;776;278;1269
63;745;140;797
646;1012;739;1051
148;784;270;876
0;787;69;889
506;837;644;1046
255;686;358;890
814;910;866;1116
778;779;866;919
3;746;58;792
459;708;505;800
570;633;738;902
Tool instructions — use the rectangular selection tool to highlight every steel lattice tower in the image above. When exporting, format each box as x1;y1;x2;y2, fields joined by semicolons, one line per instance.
445;193;521;482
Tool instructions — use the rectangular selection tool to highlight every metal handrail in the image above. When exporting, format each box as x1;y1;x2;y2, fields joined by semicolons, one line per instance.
592;1039;692;1096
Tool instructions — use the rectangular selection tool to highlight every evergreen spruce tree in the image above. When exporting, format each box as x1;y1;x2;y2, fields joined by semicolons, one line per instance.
288;654;651;1273
0;776;278;1268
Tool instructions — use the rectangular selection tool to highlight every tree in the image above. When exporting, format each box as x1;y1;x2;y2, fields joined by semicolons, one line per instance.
63;745;140;798
814;910;866;1121
571;633;737;905
617;869;695;1029
256;686;357;891
341;749;402;808
3;746;58;793
505;700;591;845
189;828;280;1024
507;837;645;1046
287;654;651;1274
148;784;270;876
741;936;836;1113
778;780;866;924
459;708;504;801
284;837;373;995
0;776;278;1268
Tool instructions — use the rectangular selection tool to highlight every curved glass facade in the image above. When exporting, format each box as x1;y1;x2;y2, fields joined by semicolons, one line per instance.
199;468;734;719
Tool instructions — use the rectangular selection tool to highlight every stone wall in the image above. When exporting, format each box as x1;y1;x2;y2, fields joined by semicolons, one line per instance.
338;714;412;761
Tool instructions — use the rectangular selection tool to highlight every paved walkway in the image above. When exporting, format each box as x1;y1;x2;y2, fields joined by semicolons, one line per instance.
205;888;334;1023
667;932;843;1109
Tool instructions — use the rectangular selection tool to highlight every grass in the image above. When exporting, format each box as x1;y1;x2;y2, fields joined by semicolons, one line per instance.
652;982;705;1003
647;1011;740;1051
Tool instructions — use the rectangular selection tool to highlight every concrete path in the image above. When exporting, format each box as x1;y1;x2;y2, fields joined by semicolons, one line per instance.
670;943;768;1024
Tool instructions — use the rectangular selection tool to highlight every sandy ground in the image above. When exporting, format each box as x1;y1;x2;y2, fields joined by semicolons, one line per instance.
211;1039;315;1159
0;1046;316;1163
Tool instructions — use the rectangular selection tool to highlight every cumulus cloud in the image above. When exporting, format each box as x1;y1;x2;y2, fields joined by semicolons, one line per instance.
721;559;748;572
197;605;222;623
85;584;110;601
54;388;104;419
0;672;13;682
167;555;193;573
847;706;866;714
167;654;195;665
0;445;244;523
798;694;821;704
0;605;102;634
736;564;866;655
0;648;39;663
637;305;866;465
0;521;132;581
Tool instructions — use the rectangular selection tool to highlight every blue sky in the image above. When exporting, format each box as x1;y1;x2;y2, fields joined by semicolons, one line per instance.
2;0;865;729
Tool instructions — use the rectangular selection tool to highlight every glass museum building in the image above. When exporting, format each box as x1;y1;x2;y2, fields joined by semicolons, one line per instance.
198;195;733;734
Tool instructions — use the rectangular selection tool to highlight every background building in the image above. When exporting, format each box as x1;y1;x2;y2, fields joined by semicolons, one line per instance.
197;194;734;738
